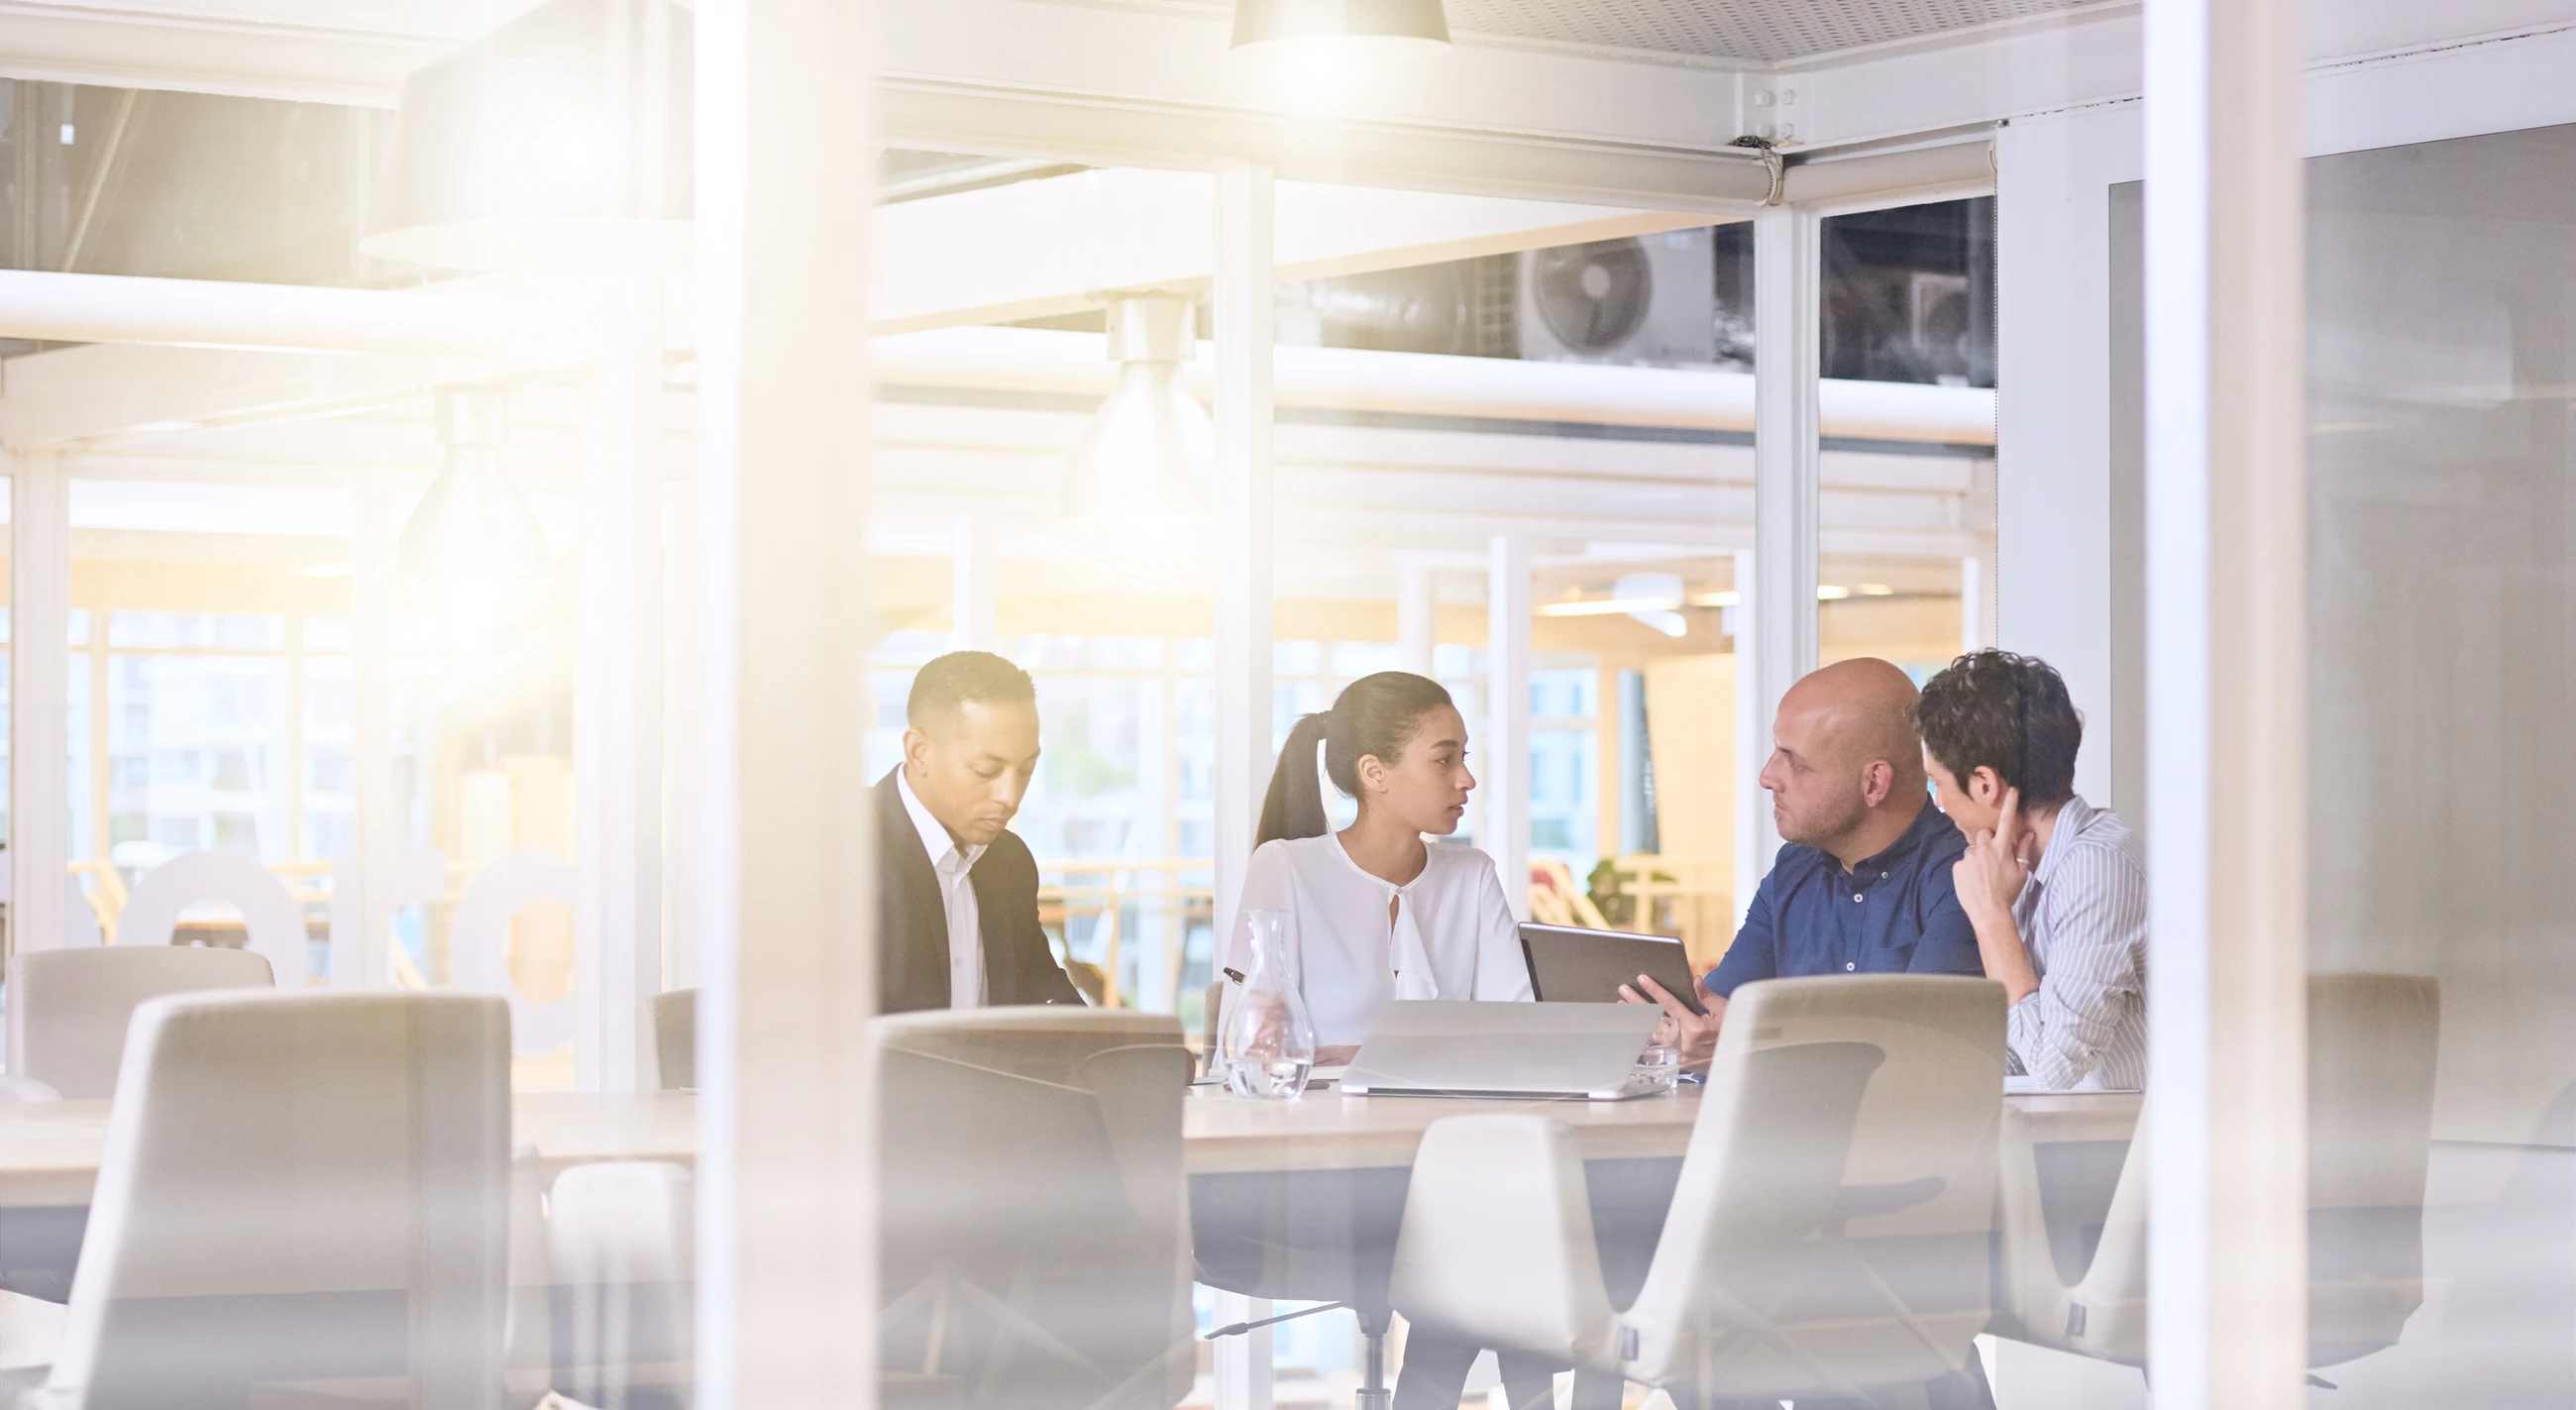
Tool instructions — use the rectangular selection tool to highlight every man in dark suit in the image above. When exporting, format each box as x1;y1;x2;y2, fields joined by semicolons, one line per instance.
877;650;1083;1013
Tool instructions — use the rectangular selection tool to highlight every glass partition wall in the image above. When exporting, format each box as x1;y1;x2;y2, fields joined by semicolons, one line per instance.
848;158;2006;1404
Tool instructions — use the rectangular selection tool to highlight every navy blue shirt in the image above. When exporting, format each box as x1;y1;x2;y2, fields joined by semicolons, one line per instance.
1704;799;1982;997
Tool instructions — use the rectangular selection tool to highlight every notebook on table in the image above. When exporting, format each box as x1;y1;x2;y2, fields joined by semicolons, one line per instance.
1340;1000;1665;1100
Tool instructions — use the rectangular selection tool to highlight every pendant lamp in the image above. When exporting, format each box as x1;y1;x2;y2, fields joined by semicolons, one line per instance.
400;388;554;581
1231;0;1451;51
1060;296;1216;522
364;0;691;271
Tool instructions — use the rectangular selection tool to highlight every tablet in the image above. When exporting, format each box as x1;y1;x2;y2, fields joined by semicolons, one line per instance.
1518;922;1707;1016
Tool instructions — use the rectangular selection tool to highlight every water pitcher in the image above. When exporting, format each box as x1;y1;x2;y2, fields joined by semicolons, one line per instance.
1217;910;1316;1098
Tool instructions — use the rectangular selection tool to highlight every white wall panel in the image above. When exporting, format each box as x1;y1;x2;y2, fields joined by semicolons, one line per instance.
1994;104;2140;811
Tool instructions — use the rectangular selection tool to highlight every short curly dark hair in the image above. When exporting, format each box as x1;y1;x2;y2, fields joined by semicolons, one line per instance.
1908;650;2082;807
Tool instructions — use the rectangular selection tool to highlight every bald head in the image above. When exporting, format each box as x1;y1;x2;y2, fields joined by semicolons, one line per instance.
1761;657;1931;867
1778;658;1928;791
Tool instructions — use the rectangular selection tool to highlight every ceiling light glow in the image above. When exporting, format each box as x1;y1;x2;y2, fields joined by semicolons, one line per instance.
1061;296;1216;523
1233;0;1449;110
398;387;553;582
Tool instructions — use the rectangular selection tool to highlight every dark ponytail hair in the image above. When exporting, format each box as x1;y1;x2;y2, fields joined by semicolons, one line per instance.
1256;672;1456;844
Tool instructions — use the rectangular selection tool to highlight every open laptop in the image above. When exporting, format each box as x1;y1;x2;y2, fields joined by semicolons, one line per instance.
1520;922;1707;1015
1340;1000;1665;1100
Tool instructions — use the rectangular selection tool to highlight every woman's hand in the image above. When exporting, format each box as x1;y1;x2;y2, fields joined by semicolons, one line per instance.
1619;973;1726;1072
1955;785;2035;927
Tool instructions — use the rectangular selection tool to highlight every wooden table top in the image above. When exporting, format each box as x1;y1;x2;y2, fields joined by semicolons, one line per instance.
0;1087;2142;1207
1183;1083;2143;1175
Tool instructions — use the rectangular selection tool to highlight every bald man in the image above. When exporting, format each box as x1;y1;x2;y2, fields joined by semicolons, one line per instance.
1626;657;1982;1068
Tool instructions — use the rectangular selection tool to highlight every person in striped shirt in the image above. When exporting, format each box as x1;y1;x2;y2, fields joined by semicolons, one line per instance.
1911;650;2149;1091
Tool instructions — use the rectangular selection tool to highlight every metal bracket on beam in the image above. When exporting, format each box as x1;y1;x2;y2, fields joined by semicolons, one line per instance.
1731;137;1788;206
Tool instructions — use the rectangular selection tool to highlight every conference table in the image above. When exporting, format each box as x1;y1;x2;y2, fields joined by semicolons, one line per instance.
0;1083;2143;1206
0;1082;2139;1409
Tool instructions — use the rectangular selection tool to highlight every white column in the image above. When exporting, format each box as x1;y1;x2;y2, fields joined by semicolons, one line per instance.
1996;112;2137;806
1210;157;1279;1410
1730;547;1765;925
9;458;69;959
1211;159;1276;937
665;471;699;991
1485;533;1531;922
1749;203;1821;871
695;0;879;1402
2144;0;2308;1404
576;277;668;1092
1396;560;1435;677
345;486;397;988
950;510;999;653
1960;555;1986;654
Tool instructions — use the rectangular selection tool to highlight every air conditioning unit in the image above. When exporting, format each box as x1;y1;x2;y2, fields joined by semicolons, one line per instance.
1517;228;1717;368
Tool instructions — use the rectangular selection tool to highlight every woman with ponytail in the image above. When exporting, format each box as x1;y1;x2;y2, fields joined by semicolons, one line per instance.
1231;669;1533;1052
1230;671;1551;1410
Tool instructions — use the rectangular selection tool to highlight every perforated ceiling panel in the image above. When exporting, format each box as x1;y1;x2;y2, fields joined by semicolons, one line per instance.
1446;0;2089;61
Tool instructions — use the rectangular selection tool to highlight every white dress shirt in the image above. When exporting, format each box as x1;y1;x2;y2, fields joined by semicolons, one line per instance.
1226;834;1534;1047
897;767;987;1010
2007;795;2150;1090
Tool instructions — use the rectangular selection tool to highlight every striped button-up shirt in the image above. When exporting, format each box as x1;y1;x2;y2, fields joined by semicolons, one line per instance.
2007;795;2149;1090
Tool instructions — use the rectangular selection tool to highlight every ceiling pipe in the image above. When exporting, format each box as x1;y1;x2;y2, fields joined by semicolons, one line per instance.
0;270;513;359
872;324;1996;447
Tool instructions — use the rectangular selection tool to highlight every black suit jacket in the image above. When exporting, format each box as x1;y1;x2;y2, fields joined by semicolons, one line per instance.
876;769;1084;1015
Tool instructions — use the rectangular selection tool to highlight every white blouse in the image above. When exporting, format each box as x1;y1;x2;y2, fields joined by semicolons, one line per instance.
1224;834;1534;1047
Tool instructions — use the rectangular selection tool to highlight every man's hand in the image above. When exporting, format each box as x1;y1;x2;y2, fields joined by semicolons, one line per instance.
1955;785;2035;927
1619;973;1727;1073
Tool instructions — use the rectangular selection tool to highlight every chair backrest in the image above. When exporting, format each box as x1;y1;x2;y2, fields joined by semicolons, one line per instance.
643;988;697;1090
548;1160;695;1405
8;947;273;1099
872;1008;1194;1410
45;991;510;1410
2026;971;2441;1368
1622;974;2007;1398
2307;972;2440;1364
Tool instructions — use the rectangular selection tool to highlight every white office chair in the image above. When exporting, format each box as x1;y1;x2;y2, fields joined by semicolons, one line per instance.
27;990;511;1410
1390;974;2007;1409
7;947;272;1099
1991;972;2441;1374
547;1161;695;1410
875;1008;1196;1410
641;989;695;1091
505;1145;555;1409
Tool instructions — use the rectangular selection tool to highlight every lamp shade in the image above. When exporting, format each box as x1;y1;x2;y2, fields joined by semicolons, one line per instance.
1231;0;1450;47
364;0;692;272
399;389;553;580
1061;297;1215;521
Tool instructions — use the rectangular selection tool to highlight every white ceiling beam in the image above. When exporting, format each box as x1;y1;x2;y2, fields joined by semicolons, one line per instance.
3;0;2572;215
0;270;514;358
875;168;1719;331
1783;0;2576;151
0;0;548;104
875;326;1997;445
0;342;458;450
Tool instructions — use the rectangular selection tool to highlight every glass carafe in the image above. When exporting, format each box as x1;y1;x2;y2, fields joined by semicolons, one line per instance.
1217;910;1316;1099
